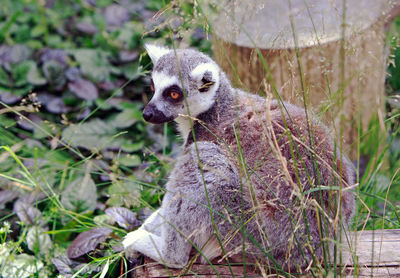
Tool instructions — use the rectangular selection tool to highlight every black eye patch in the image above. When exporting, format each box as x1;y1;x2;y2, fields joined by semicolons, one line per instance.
199;77;215;92
162;85;183;102
150;79;155;92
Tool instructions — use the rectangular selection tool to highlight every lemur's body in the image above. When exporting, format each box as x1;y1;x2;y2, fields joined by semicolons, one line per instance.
123;45;355;271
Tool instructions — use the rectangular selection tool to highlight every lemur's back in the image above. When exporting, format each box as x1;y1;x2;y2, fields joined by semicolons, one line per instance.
186;92;355;267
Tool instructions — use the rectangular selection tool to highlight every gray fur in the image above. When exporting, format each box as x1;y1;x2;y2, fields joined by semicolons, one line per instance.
123;45;356;272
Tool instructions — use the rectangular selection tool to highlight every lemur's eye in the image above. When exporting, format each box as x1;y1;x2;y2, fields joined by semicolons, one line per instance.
170;91;180;99
150;80;155;92
162;85;182;102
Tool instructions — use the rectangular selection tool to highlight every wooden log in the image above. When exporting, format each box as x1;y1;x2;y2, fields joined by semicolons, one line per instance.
211;0;392;159
132;229;400;277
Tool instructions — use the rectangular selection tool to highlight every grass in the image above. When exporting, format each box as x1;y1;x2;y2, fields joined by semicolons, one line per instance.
0;0;399;277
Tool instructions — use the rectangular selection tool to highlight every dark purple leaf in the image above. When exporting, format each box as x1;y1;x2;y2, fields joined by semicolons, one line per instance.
51;257;74;277
98;81;116;91
104;4;129;27
18;192;46;204
37;92;55;105
140;207;153;222
76;107;91;120
0;190;18;209
65;67;81;81
0;45;11;65
171;18;183;30
0;92;21;104
119;0;145;14
47;98;69;114
13;200;42;225
100;175;111;182
17;114;42;131
107;98;126;109
17;118;35;131
76;22;98;35
38;93;70;113
143;10;165;31
192;27;207;40
9;45;32;64
105;207;140;229
66;227;112;259
44;0;56;8
68;78;98;100
83;0;96;6
111;245;123;252
40;48;68;67
96;202;106;211
51;254;81;277
119;50;139;63
94;159;109;171
56;24;69;37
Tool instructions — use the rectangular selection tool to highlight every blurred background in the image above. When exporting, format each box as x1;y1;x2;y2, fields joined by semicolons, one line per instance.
0;0;399;276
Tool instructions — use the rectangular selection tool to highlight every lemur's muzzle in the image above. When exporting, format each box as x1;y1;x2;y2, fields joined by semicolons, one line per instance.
143;103;173;124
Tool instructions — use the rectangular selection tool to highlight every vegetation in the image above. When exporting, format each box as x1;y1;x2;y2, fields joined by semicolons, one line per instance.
0;0;399;277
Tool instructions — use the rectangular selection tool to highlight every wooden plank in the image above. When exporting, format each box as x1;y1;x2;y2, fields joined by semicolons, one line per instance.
341;229;400;267
343;266;400;277
132;230;400;277
136;260;260;277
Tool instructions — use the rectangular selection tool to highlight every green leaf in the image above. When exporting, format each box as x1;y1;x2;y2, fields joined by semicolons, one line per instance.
95;98;113;110
62;119;118;150
25;40;43;50
26;226;52;255
42;60;65;87
107;178;140;208
72;49;111;82
26;61;46;85
1;254;43;278
33;121;57;139
30;24;46;38
0;85;32;97
122;62;145;80
61;175;97;213
0;11;21;43
107;107;142;128
93;214;113;226
118;154;141;167
11;62;30;87
0;114;16;128
13;24;31;43
0;66;11;86
121;140;144;152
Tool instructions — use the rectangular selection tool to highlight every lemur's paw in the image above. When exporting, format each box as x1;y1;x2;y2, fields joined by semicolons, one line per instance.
122;229;146;259
123;244;140;261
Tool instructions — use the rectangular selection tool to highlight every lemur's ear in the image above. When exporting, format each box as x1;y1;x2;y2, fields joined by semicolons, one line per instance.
145;44;170;64
190;63;220;93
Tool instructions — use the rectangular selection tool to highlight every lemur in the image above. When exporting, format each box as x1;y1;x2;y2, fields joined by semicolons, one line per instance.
123;44;355;271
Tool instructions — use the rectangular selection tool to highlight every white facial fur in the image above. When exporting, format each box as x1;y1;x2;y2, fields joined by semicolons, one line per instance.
150;71;180;112
175;62;220;142
188;62;220;116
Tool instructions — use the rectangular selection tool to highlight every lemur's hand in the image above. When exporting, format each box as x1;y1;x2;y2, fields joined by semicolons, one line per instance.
123;229;146;260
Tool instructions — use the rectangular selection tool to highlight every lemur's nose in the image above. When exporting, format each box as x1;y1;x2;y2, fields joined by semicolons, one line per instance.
143;103;172;124
143;104;154;122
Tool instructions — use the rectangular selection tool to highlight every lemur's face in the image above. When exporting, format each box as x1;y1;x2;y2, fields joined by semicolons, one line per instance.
143;44;220;124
